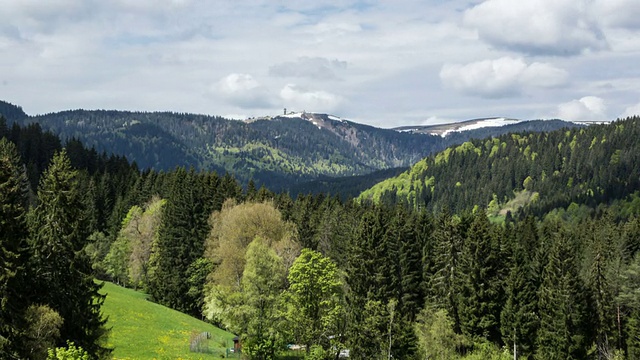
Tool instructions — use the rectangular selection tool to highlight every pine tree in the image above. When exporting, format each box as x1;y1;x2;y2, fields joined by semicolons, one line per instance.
398;209;424;319
425;209;463;333
0;137;30;356
536;225;589;360
500;217;539;359
582;216;623;357
148;168;210;315
619;253;640;358
457;211;503;344
28;150;109;359
345;207;385;359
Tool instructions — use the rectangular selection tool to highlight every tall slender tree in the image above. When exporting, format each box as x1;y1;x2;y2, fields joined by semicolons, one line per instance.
148;168;210;315
536;225;589;360
424;209;463;333
458;211;503;344
28;150;109;358
501;217;539;359
0;137;30;356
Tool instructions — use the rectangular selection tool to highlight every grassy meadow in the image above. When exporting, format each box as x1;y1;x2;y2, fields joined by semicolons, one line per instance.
100;281;237;359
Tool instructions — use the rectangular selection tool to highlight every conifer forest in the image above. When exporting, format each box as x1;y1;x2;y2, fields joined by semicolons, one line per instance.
2;115;640;359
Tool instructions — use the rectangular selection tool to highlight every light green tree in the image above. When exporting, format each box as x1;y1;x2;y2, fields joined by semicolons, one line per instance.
47;341;90;360
24;305;64;360
414;307;468;360
241;238;288;359
287;248;344;356
206;237;288;360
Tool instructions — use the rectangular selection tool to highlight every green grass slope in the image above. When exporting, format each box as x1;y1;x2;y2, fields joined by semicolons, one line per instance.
100;282;236;360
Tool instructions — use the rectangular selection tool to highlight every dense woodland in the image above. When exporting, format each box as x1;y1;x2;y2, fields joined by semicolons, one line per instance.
1;100;579;192
2;115;640;359
361;117;640;216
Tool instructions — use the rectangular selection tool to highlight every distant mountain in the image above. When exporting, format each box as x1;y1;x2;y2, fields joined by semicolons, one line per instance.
0;100;583;191
359;116;639;217
393;117;588;138
394;117;524;136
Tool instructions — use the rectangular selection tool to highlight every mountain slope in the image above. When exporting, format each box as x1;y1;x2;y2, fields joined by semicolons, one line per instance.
1;100;582;191
360;117;640;216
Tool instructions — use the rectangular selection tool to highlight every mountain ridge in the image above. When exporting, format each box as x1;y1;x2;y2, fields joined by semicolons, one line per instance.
0;100;583;191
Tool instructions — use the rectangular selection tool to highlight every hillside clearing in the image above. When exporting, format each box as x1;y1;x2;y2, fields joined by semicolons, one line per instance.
100;281;236;360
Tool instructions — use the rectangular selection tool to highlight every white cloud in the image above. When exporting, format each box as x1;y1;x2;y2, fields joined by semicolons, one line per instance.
594;0;640;30
463;0;607;55
440;57;568;98
0;0;639;126
556;96;607;121
279;84;343;112
215;73;273;109
269;57;347;80
621;102;640;118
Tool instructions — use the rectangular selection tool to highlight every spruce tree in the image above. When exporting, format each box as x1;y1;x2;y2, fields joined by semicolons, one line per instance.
500;217;539;359
28;150;109;358
536;225;589;360
425;209;463;333
0;138;30;356
345;207;385;359
582;216;622;357
148;168;210;315
457;211;503;344
398;210;424;319
619;253;640;358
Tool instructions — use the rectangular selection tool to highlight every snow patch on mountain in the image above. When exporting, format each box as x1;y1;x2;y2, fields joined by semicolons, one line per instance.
438;117;522;137
393;117;524;137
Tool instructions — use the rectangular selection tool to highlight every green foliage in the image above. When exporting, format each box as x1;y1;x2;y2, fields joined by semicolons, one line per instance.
205;237;287;359
287;249;344;352
47;341;90;360
619;253;640;357
147;168;212;316
536;225;589;360
457;212;503;344
415;307;469;360
214;238;288;359
0;137;30;356
360;117;640;217
305;345;327;360
24;305;64;360
500;218;539;359
205;200;299;290
28;150;110;359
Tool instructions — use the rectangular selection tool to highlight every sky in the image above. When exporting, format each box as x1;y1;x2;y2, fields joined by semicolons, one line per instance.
1;0;640;128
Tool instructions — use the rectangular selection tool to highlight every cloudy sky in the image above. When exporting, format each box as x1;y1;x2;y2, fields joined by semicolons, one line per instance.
1;0;640;127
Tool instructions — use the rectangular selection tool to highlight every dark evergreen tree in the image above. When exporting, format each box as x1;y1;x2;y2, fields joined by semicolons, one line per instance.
0;137;30;357
424;209;463;333
536;225;589;360
582;215;623;357
500;217;539;359
398;210;424;319
147;168;211;315
619;253;640;358
457;211;503;344
27;150;109;358
345;207;385;359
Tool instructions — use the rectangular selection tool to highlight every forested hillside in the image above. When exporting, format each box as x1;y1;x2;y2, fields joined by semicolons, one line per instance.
3;115;640;359
360;116;640;217
1;100;580;191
